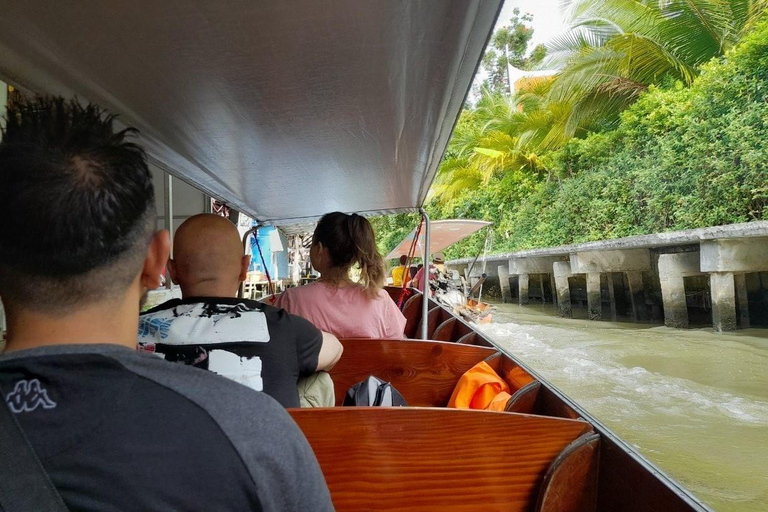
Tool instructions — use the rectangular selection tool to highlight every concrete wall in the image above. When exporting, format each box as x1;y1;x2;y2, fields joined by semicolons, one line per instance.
447;223;768;333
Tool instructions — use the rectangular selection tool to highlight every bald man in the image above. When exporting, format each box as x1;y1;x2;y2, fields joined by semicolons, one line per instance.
138;214;343;408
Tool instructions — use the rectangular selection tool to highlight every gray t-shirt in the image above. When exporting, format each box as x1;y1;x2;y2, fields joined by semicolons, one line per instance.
0;344;334;511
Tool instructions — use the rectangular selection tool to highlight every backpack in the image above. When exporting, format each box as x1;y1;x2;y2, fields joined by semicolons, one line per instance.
342;376;408;407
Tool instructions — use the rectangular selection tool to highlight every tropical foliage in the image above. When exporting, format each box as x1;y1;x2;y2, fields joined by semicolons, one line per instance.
548;0;768;137
372;5;768;262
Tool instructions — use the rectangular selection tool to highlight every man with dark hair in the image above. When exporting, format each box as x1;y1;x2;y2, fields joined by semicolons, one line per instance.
0;97;332;510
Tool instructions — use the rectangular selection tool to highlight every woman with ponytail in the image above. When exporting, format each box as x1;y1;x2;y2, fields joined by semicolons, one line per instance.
274;212;406;338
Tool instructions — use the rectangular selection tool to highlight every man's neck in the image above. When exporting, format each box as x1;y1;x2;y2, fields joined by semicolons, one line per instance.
180;282;239;299
3;295;141;353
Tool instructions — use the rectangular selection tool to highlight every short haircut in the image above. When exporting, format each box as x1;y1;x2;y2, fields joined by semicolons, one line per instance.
0;97;156;313
399;255;407;265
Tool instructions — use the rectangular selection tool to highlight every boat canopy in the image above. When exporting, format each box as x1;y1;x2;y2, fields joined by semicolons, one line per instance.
0;1;501;228
385;219;491;260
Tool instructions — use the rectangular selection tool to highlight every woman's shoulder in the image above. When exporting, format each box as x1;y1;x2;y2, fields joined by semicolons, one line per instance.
283;282;328;299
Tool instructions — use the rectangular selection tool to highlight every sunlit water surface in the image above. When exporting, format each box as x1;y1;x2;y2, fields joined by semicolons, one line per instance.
479;304;768;512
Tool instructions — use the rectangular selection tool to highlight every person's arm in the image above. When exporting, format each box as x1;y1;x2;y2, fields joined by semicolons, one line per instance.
287;312;342;376
316;331;343;371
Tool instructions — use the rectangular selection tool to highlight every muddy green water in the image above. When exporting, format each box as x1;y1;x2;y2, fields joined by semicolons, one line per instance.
479;304;768;512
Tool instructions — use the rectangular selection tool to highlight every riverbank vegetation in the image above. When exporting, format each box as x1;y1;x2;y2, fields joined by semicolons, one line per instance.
373;1;768;261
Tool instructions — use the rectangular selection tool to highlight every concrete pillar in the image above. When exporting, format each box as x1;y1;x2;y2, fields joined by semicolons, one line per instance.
659;274;688;328
586;273;602;321
553;262;572;318
710;272;737;332
549;273;557;305
626;272;648;322
518;273;529;305
735;274;750;329
658;252;703;329
607;274;618;321
498;265;511;303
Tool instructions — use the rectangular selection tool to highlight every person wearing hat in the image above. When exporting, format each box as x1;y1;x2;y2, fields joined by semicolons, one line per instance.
408;252;446;291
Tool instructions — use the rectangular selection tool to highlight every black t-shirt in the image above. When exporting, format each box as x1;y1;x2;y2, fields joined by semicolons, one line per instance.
139;297;323;408
0;344;333;512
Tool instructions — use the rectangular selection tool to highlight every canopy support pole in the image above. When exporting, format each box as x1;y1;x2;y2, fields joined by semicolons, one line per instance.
163;173;173;290
238;227;257;298
420;208;431;340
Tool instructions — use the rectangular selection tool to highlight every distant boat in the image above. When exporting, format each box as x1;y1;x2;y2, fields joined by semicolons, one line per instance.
386;219;496;324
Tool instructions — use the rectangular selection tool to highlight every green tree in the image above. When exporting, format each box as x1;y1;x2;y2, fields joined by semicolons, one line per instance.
481;8;547;95
547;0;768;139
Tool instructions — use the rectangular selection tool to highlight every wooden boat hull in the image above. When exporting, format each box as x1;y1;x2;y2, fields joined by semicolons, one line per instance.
292;288;710;512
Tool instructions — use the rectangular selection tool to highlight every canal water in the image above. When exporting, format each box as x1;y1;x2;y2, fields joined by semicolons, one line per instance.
480;304;768;512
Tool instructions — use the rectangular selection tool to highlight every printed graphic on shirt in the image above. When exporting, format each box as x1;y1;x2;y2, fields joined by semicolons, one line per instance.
6;378;57;413
208;350;263;391
138;302;270;345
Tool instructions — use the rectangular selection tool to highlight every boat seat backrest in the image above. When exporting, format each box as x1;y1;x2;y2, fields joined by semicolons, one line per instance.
535;432;600;512
505;380;542;414
401;293;422;338
416;306;452;339
290;408;595;512
331;338;496;406
456;331;479;345
384;285;402;302
432;317;457;341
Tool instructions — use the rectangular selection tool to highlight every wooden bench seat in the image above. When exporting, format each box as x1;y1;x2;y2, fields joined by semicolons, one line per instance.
290;408;597;511
333;338;580;419
331;338;496;406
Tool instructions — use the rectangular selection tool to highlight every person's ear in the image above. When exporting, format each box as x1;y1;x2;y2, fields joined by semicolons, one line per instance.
239;255;251;282
310;242;324;267
167;258;178;285
141;230;171;291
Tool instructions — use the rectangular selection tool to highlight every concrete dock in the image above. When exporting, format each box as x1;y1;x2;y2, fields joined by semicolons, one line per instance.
447;221;768;332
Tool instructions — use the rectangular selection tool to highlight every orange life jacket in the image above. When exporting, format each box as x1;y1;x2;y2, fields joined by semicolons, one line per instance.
447;361;510;411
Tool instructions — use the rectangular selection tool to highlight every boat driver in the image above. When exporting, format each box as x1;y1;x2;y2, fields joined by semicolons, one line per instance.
409;252;447;292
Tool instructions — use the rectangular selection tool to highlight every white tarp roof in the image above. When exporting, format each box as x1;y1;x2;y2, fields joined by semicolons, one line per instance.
0;1;501;227
385;219;491;260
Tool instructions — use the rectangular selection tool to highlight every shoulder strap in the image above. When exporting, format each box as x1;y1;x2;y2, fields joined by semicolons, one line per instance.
0;399;68;511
